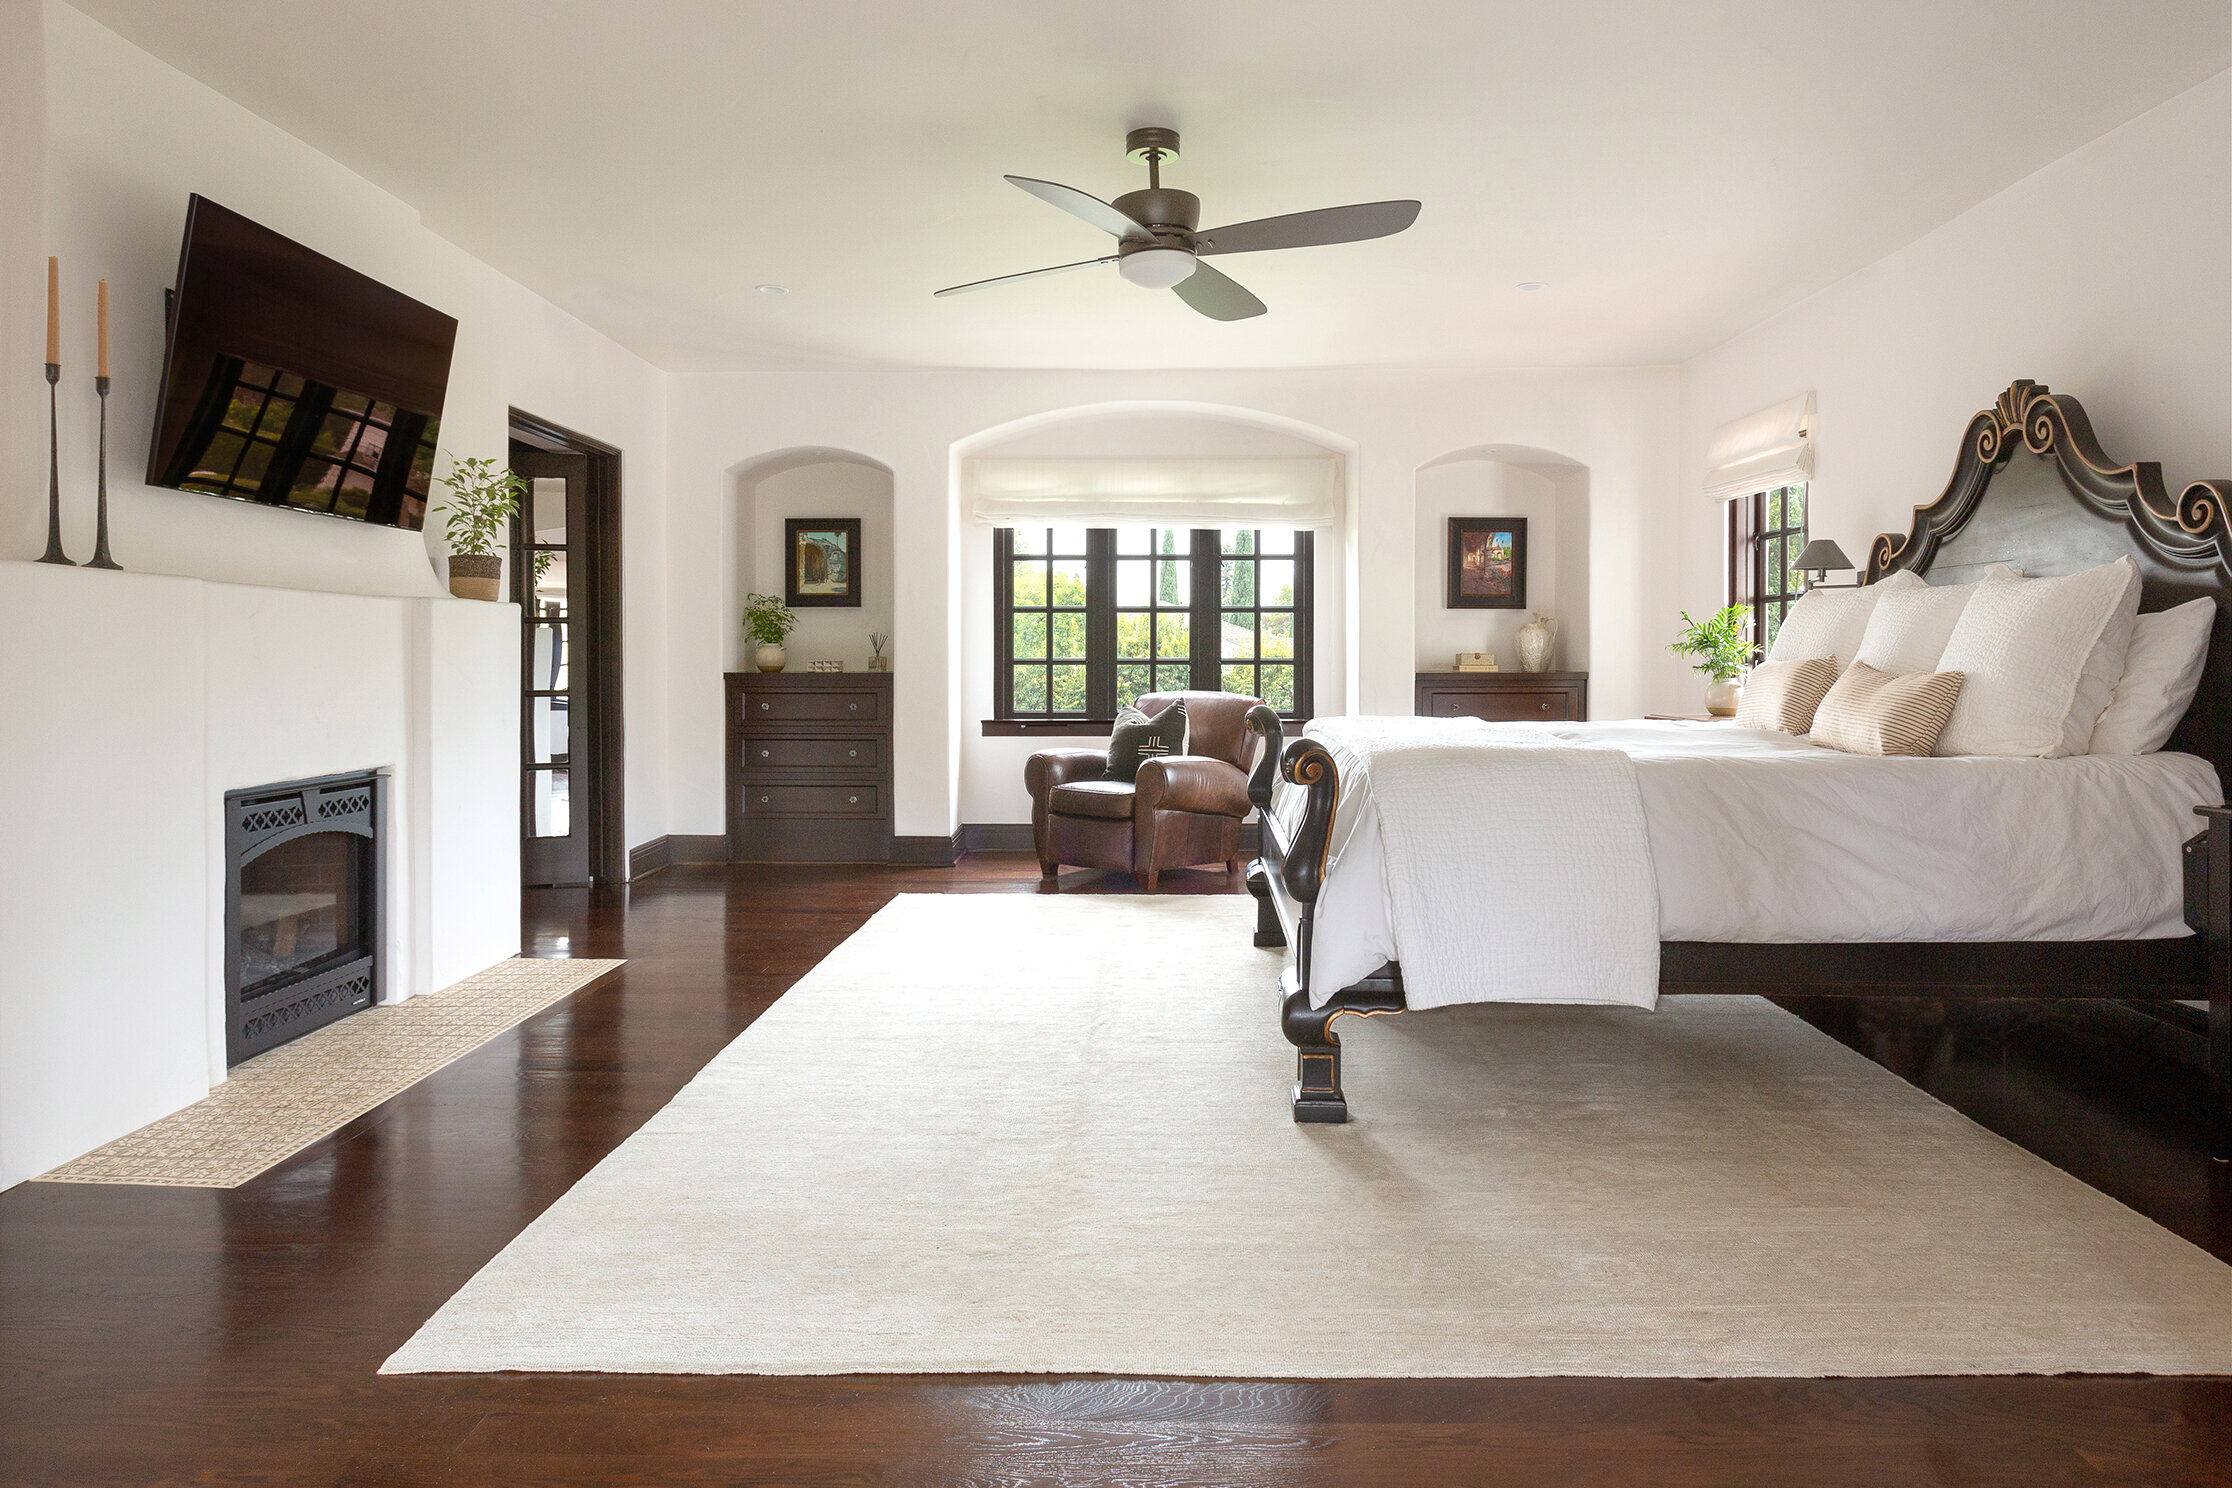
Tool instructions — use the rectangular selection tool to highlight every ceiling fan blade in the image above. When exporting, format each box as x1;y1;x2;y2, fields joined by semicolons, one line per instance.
1196;200;1422;257
1171;260;1266;321
933;255;1118;298
1005;176;1153;241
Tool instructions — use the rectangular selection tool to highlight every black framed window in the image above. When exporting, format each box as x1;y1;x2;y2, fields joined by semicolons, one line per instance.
1728;483;1807;653
995;525;1314;722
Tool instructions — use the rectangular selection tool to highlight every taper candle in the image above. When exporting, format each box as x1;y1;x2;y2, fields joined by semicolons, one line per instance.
97;279;109;379
46;256;59;364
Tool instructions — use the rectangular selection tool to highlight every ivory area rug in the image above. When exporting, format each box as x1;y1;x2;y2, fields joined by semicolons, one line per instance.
37;957;624;1188
384;896;2232;1378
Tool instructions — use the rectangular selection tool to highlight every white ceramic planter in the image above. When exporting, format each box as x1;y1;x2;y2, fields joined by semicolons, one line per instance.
754;643;788;673
1704;679;1742;717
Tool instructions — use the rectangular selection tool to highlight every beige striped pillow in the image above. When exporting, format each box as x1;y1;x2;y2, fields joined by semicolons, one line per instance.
1811;662;1966;757
1733;656;1840;735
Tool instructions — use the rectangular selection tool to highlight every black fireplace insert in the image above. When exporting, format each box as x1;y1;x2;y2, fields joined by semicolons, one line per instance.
224;770;385;1064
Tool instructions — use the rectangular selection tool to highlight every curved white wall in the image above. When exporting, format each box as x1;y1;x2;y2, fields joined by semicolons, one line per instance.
1414;451;1591;679
732;455;895;672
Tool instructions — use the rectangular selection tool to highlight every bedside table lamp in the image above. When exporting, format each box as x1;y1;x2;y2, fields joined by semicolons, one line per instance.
1794;539;1859;590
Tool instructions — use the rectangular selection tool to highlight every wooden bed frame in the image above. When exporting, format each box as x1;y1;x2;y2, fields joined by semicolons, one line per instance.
1245;381;2232;1158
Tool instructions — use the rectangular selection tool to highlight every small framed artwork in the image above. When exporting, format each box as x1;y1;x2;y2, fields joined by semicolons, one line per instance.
784;517;862;607
1447;517;1527;609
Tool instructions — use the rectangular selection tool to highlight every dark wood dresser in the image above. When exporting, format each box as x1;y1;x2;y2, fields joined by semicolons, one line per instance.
726;672;893;862
1414;670;1589;723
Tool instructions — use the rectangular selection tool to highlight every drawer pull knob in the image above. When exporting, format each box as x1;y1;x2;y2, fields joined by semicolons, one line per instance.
848;795;859;804
849;703;858;711
759;795;769;804
1540;702;1550;712
759;702;770;711
760;749;770;758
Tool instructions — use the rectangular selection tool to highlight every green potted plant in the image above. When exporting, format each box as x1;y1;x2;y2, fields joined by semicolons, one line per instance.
744;592;797;673
438;454;527;601
1669;605;1760;716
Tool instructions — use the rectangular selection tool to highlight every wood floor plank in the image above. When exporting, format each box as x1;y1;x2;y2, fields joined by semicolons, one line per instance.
3;854;2228;1486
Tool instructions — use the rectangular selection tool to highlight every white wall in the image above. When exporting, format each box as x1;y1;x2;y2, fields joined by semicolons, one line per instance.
1414;455;1590;675
738;458;895;672
1678;72;2232;626
664;368;1686;836
23;0;674;849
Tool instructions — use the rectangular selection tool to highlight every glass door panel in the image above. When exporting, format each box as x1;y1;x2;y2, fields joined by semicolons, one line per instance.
512;446;592;883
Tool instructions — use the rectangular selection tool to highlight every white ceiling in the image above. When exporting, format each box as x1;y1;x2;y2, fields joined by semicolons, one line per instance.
70;0;2228;373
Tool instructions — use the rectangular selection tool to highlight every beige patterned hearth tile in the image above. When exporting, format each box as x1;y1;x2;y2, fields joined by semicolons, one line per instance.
34;957;623;1189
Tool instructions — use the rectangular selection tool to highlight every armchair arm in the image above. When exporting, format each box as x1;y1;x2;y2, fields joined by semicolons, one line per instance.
1025;748;1110;804
1135;755;1253;819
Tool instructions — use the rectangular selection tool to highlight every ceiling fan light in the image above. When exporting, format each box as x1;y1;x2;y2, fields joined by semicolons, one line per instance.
1118;247;1197;290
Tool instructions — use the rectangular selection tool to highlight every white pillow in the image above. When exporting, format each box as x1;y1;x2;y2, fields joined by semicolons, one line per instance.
1769;572;1911;669
1853;564;2024;675
2088;597;2216;754
1933;557;2141;757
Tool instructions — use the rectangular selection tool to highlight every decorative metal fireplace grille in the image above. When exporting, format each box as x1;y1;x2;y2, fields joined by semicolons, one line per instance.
224;771;385;1064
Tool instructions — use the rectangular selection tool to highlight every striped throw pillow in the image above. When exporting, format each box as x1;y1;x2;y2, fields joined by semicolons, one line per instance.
1811;662;1966;757
1733;656;1841;735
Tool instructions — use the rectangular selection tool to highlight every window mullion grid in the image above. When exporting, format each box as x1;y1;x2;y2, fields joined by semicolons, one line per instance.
1290;531;1314;717
992;527;1017;719
1189;528;1220;693
1086;529;1116;719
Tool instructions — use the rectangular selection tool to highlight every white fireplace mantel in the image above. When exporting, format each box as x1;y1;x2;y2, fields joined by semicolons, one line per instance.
0;560;519;1188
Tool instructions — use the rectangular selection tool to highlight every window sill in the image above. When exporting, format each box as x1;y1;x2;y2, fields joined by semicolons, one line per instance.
981;716;1310;738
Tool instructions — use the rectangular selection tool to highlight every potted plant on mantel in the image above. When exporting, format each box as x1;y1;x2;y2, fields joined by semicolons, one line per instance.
744;592;797;673
1669;605;1759;716
439;454;527;601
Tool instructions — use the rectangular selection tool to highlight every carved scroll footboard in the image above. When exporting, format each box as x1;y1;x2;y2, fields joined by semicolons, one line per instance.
1245;713;1409;1123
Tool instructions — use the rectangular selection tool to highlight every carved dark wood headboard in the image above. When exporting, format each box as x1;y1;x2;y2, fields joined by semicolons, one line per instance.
1863;380;2232;778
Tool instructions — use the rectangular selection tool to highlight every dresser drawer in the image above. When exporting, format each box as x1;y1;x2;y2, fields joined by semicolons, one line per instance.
740;783;881;817
1421;688;1577;722
740;689;882;724
742;736;881;773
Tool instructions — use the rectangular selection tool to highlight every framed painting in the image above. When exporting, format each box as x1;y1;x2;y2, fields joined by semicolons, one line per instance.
784;517;862;607
1447;517;1527;609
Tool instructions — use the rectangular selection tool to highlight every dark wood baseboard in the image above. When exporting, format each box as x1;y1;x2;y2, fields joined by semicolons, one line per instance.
626;834;730;880
893;832;964;866
962;822;1263;855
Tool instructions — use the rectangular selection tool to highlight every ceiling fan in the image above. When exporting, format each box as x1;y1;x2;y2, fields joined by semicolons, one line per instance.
934;127;1421;321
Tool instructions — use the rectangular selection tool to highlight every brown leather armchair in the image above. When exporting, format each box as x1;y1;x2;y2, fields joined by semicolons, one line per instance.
1026;691;1275;891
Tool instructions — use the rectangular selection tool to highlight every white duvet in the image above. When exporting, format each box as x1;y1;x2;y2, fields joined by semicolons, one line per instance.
1276;718;2223;1002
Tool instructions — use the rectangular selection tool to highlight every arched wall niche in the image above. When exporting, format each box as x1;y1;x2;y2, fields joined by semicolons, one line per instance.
1414;444;1592;677
727;446;896;673
950;401;1360;825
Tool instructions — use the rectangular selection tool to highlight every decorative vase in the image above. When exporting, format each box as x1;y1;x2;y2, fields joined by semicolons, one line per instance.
1704;678;1742;717
447;552;502;601
1513;613;1558;674
754;643;788;673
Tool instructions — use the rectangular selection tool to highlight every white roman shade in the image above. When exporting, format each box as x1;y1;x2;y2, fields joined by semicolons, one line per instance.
965;456;1341;529
1703;392;1816;501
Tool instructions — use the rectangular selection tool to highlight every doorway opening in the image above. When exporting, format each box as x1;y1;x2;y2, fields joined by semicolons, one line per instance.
510;410;624;887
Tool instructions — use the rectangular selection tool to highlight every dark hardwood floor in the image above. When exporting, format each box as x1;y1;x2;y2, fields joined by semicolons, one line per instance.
5;854;2230;1487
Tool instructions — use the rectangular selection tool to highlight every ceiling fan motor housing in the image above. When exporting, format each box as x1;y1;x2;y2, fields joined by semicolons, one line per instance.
1112;188;1200;238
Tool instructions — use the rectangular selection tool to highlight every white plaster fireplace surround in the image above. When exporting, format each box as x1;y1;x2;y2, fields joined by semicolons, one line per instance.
0;561;518;1188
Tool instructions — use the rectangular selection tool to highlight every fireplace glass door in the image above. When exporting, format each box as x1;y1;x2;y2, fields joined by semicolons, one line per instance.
238;831;365;995
225;773;382;1064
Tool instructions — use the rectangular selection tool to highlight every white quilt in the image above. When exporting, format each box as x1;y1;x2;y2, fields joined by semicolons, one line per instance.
1300;718;1659;1012
1277;719;2224;1004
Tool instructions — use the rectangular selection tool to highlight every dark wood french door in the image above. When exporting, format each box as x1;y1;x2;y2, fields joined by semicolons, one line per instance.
510;414;623;887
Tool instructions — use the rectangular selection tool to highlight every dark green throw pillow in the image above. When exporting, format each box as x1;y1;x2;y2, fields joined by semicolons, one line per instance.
1103;701;1187;783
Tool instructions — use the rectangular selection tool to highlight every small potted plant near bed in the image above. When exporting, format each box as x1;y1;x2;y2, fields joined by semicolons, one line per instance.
1669;605;1759;716
744;592;797;673
439;454;527;601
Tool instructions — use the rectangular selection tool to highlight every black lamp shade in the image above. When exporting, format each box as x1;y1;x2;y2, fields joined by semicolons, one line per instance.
1793;538;1855;573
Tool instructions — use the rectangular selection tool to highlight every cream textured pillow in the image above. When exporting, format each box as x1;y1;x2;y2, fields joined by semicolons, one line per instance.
2088;597;2217;754
1851;565;2021;675
1811;662;1966;757
1733;657;1840;735
1933;557;2140;757
1769;573;1908;669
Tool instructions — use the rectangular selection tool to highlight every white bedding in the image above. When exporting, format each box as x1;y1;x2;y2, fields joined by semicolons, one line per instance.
1303;717;1659;1013
1276;718;2223;1002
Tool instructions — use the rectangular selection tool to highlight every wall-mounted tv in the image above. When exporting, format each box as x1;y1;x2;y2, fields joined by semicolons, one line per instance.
146;195;458;531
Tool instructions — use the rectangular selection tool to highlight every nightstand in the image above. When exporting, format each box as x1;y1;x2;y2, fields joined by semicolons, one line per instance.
1414;671;1588;722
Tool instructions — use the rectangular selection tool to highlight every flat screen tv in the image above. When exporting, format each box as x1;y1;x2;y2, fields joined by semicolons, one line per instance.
146;195;458;531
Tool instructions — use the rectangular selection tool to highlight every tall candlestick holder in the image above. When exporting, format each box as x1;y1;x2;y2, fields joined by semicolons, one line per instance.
86;374;119;569
37;362;74;565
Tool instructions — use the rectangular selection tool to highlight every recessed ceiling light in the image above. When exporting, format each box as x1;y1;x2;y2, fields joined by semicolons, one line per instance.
1517;281;1548;293
755;283;787;296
